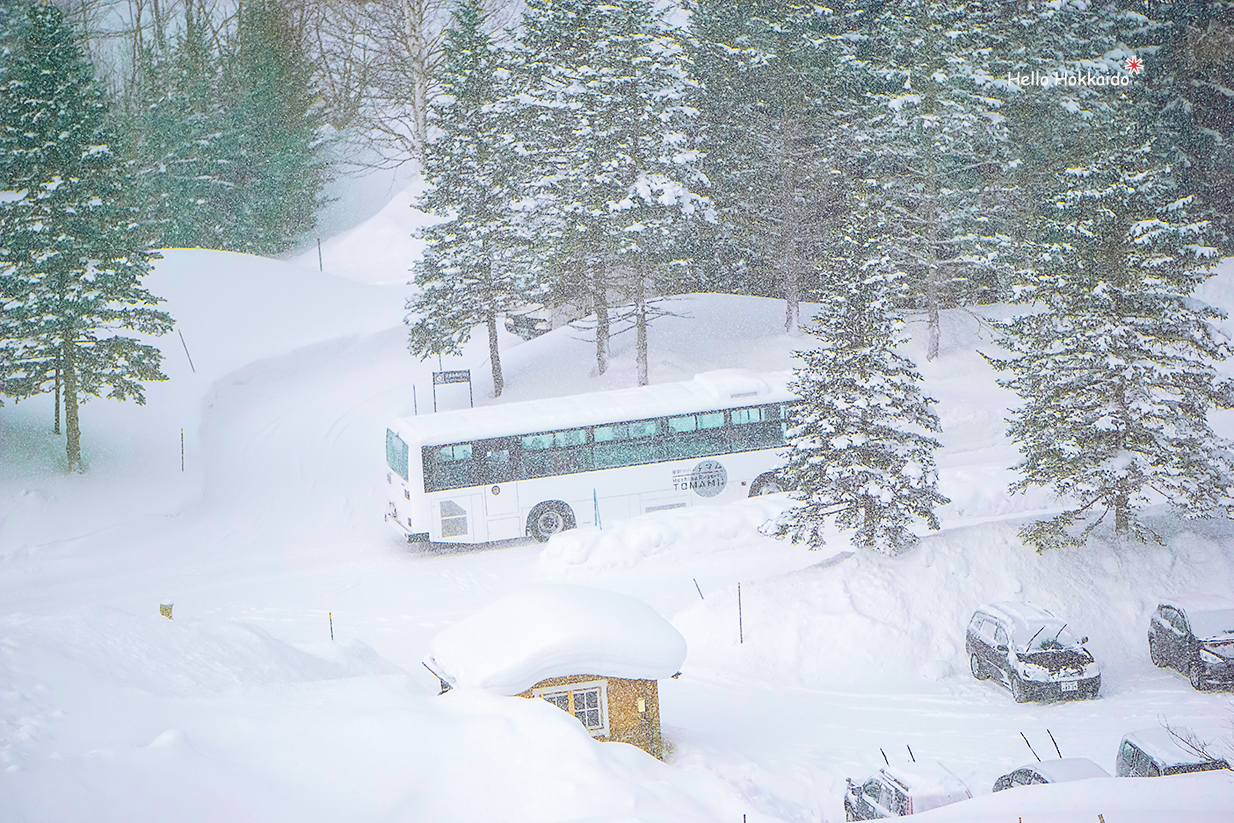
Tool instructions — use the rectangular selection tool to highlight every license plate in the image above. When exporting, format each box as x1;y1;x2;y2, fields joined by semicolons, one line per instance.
1061;681;1078;692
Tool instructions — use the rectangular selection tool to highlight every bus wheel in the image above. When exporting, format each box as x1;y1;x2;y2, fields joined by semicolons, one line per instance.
527;501;576;543
749;472;784;496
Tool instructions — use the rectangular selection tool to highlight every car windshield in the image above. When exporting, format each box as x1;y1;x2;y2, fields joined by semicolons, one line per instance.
1015;622;1080;651
1189;609;1234;641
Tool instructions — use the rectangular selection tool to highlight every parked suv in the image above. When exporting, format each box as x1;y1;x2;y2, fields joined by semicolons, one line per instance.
966;602;1101;702
1147;598;1234;691
1115;727;1230;777
843;764;971;820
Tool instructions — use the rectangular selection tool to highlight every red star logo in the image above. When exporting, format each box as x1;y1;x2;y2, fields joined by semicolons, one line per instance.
1125;56;1143;75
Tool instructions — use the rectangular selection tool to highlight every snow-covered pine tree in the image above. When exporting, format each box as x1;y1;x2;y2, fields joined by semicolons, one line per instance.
1138;2;1234;253
221;0;327;255
514;0;709;383
778;216;948;554
989;110;1234;551
128;1;237;249
692;0;857;332
856;0;1014;360
0;1;173;471
408;0;528;398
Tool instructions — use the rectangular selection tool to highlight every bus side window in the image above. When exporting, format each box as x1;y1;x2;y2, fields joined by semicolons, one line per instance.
477;439;514;484
666;411;726;460
520;429;592;479
594;419;660;468
426;443;474;491
729;406;781;451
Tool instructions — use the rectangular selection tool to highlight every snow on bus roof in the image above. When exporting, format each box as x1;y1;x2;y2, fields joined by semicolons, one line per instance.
392;369;794;446
425;585;688;694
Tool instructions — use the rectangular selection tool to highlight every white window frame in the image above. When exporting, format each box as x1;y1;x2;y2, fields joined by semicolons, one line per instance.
533;679;609;737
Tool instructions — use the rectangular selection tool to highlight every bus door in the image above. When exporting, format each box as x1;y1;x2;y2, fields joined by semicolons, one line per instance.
478;439;520;539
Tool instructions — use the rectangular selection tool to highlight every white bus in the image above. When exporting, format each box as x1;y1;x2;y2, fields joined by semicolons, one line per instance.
384;370;796;544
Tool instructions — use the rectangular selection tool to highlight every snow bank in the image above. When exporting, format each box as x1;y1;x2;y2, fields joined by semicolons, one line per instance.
426;585;687;693
290;177;440;286
916;771;1234;823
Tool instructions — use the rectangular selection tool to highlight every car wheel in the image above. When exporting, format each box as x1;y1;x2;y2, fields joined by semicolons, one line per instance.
526;501;576;543
1149;637;1166;668
1011;674;1031;703
970;653;986;681
749;472;784;496
1190;661;1210;692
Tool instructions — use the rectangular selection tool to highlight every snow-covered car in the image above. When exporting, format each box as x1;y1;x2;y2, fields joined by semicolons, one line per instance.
991;757;1110;792
1147;598;1234;691
1115;727;1231;777
966;602;1101;702
843;764;971;820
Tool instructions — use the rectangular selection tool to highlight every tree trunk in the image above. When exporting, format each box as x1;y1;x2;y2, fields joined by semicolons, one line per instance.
593;256;609;377
635;273;649;387
487;310;503;398
63;337;81;472
780;154;800;335
924;157;942;361
54;358;61;435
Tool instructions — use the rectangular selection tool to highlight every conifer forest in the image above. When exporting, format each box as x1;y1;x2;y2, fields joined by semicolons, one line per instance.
3;0;1234;553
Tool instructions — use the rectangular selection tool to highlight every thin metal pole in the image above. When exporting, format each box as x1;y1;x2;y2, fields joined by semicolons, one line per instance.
693;578;704;600
178;331;196;373
181;428;184;471
738;583;743;644
317;238;323;271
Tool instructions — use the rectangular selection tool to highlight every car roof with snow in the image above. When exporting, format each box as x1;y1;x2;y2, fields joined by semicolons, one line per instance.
976;601;1078;647
390;369;795;445
881;763;970;796
424;584;688;694
1019;757;1110;782
1123;727;1227;769
1160;596;1234;640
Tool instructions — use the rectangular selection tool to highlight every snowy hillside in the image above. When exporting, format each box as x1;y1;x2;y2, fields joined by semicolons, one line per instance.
2;234;1233;822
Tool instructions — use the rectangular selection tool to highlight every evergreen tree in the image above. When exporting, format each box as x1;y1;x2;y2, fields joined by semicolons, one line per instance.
128;1;236;249
1138;2;1234;253
854;0;1014;360
778;226;948;554
0;1;172;471
514;0;709;383
692;0;857;332
989;110;1234;550
221;0;328;255
408;0;528;398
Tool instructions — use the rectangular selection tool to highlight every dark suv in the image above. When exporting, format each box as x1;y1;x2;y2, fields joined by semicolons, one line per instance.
1116;728;1230;777
966;602;1100;702
1147;599;1234;691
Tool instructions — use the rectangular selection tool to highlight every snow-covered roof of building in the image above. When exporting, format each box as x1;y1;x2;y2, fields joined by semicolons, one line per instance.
391;369;794;446
424;585;688;694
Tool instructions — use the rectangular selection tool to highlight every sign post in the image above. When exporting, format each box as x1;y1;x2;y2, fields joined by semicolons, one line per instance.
432;369;473;412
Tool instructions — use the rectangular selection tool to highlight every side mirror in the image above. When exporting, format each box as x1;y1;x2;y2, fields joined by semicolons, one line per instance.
846;778;858;795
996;644;1009;653
1080;636;1089;645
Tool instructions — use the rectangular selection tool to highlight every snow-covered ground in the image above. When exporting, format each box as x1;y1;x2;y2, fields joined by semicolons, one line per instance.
2;198;1233;821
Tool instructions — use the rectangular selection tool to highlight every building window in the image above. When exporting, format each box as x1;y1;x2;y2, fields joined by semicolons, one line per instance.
533;679;609;737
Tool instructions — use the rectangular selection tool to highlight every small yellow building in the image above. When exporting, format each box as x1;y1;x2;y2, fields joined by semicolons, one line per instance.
425;584;686;760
